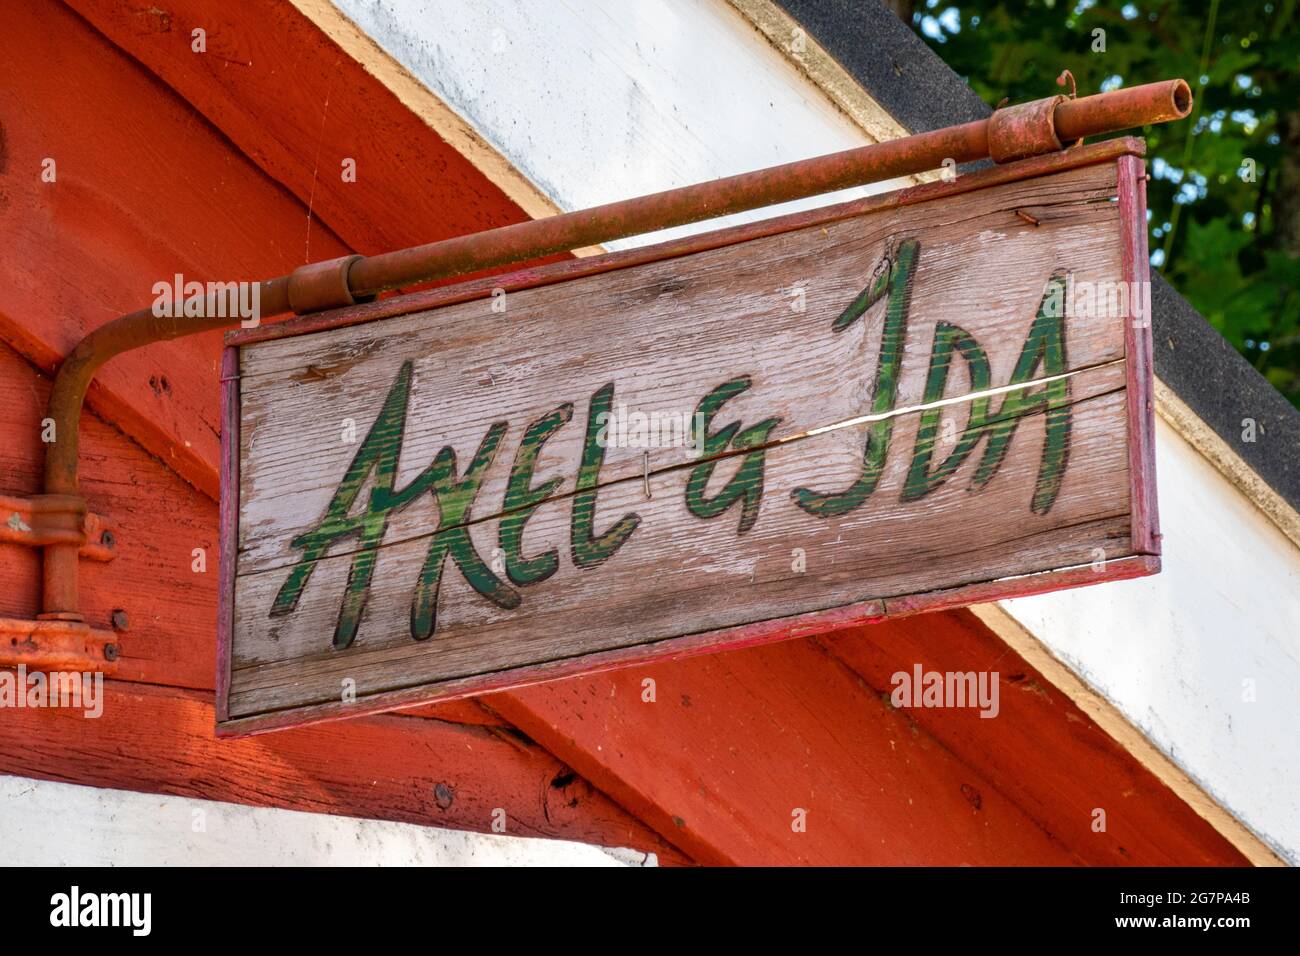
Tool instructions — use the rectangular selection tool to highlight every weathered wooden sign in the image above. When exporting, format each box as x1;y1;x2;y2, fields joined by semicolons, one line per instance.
218;141;1159;734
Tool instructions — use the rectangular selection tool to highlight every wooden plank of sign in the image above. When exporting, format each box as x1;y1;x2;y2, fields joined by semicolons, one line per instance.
230;363;1129;718
225;157;1152;728
1118;153;1161;555
236;162;1122;574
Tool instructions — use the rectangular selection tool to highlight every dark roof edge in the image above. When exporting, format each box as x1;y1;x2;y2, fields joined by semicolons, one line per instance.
775;0;1299;515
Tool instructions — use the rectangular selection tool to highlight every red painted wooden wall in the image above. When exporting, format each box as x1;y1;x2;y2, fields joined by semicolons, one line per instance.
0;0;1247;866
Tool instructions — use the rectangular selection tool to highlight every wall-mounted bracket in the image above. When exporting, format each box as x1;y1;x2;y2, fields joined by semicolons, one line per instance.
0;493;119;673
0;617;118;673
0;493;117;560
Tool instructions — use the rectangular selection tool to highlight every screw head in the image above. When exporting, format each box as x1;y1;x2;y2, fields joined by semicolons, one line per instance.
100;530;115;548
103;643;119;662
110;609;129;631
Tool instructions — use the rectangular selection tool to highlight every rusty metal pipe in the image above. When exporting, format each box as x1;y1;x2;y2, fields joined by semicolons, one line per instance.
41;278;290;616
347;121;992;296
38;79;1191;620
348;80;1190;296
1056;78;1192;142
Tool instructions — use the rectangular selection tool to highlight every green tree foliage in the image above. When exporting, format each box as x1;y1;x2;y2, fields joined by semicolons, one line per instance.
910;0;1300;406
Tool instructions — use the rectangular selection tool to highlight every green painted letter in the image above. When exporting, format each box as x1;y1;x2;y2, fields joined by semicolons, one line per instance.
570;383;641;568
902;272;1072;514
793;238;920;518
684;377;781;534
409;422;520;641
498;403;574;586
270;360;417;650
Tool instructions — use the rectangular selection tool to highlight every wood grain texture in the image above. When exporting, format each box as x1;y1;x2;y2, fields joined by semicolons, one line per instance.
225;138;1148;350
230;373;1130;715
0;5;682;861
488;609;1249;866
0;345;217;690
971;599;1284;867
227;160;1155;725
236;161;1123;573
819;612;1249;866
1118;154;1161;555
0;0;354;499
0;341;675;857
490;634;1081;866
65;0;560;261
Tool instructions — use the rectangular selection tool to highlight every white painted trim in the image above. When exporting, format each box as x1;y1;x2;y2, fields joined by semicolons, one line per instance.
724;0;922;148
0;774;649;866
969;603;1284;866
987;416;1300;864
289;0;566;224
1154;377;1300;550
